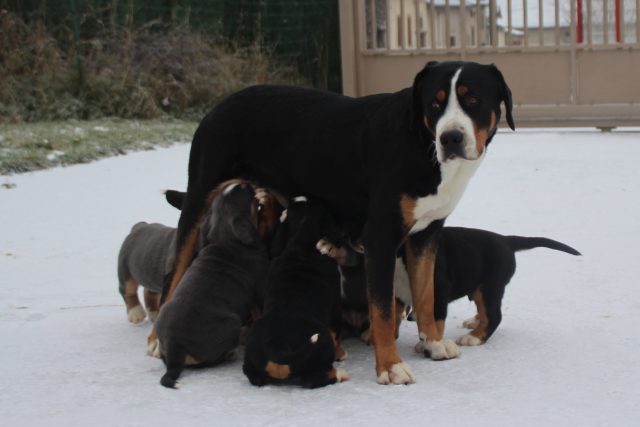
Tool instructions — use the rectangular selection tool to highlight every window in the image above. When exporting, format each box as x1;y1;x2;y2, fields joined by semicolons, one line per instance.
408;17;412;46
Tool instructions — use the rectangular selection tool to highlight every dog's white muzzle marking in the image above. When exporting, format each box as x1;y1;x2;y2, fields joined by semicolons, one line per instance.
434;68;479;163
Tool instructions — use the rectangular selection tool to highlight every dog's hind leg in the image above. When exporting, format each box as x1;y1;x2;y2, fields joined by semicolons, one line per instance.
120;278;146;324
462;314;480;329
481;287;504;342
143;289;160;322
160;344;187;389
456;288;502;345
163;121;241;304
394;299;406;339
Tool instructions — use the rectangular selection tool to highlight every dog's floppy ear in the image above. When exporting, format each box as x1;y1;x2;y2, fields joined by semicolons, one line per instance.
491;64;515;131
411;61;438;130
231;218;259;246
164;190;186;210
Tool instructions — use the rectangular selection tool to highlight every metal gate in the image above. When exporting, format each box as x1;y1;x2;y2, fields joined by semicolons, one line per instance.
339;0;640;127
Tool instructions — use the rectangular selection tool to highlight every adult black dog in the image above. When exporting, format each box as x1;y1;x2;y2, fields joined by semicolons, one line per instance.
161;60;515;385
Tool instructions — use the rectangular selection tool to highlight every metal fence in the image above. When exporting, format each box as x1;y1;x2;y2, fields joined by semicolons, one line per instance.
1;0;342;92
340;0;640;127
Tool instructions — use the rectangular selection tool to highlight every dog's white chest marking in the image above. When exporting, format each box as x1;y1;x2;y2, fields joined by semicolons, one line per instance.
409;157;483;235
407;67;483;235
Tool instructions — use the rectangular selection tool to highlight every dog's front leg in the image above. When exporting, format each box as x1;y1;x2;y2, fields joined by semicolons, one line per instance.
405;222;459;360
362;221;415;385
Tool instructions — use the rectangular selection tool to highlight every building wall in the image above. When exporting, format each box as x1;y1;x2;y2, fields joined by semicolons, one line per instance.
387;0;429;49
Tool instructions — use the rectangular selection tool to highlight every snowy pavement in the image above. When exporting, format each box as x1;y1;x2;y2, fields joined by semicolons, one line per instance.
1;129;639;426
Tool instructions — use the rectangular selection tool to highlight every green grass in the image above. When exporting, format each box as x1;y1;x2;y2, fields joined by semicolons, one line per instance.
0;118;197;175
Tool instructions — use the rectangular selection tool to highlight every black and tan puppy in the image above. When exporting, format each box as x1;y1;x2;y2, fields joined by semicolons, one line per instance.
117;223;175;323
154;181;269;388
328;227;580;348
243;197;348;389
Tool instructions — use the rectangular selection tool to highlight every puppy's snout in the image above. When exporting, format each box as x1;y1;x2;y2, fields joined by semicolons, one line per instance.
440;129;465;159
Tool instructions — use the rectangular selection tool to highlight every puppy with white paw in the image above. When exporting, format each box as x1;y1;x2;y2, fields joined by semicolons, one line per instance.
326;226;580;357
243;198;349;388
117;223;176;324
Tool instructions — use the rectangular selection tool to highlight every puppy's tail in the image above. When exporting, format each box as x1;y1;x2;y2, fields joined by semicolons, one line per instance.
505;236;581;256
160;344;186;389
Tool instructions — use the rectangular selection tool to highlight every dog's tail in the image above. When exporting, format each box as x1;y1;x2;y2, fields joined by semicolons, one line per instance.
505;236;581;256
160;344;186;389
164;190;185;211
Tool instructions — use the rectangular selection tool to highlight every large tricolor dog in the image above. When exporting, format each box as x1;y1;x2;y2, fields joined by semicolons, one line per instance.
160;60;515;385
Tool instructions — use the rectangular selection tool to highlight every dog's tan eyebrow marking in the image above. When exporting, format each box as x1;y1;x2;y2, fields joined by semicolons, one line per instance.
457;85;469;97
436;90;446;102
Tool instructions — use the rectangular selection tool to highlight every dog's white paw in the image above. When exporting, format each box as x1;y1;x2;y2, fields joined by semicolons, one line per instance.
255;188;269;204
147;310;159;323
417;339;460;360
335;368;349;382
127;305;146;324
456;334;483;346
315;239;335;256
147;337;161;358
377;362;415;385
462;315;479;329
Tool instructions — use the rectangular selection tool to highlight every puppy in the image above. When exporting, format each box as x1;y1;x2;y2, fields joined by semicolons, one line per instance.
117;223;175;323
243;197;348;388
328;227;580;348
154;181;269;388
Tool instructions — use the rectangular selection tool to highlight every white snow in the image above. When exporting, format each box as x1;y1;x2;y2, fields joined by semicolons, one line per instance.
1;129;640;426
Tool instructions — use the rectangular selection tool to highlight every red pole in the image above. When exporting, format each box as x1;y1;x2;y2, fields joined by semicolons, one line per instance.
615;0;621;43
576;0;583;43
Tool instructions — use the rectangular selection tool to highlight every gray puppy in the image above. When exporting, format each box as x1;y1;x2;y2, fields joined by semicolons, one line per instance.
117;222;176;323
154;181;269;389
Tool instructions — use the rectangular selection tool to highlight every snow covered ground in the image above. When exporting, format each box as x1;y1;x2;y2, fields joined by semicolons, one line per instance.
1;128;639;426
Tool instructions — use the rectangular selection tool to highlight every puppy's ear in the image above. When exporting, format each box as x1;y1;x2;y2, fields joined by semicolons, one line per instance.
491;64;515;131
164;190;186;210
411;61;438;131
232;218;259;246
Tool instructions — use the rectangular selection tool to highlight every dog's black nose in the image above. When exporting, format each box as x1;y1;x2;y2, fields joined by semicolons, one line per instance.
440;129;464;146
440;130;465;159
